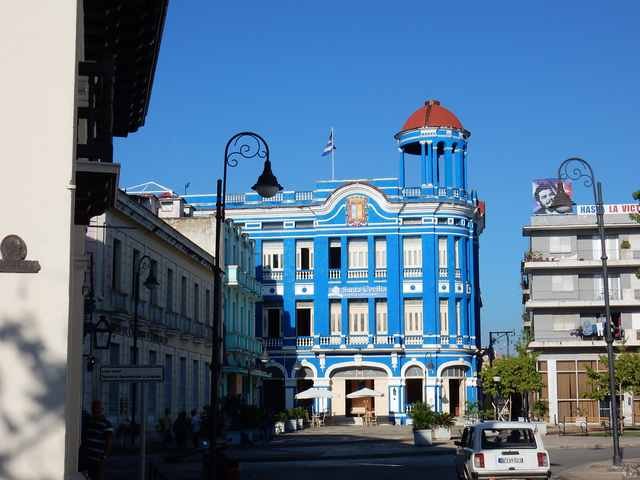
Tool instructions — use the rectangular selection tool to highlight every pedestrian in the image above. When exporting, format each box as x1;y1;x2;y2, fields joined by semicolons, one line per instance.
191;408;202;448
173;411;189;450
80;400;113;480
158;408;173;448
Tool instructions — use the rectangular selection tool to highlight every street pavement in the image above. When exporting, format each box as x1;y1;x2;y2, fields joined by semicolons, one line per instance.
105;425;640;479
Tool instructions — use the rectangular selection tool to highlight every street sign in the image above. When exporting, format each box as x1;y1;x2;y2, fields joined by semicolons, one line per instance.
100;365;164;383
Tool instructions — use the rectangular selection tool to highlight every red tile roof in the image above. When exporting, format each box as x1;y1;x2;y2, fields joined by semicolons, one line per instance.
401;100;463;131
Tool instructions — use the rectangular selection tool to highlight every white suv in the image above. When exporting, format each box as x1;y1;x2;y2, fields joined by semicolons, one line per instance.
455;421;551;480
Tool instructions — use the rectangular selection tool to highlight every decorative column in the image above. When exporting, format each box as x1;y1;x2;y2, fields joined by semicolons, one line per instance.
461;148;468;192
313;378;331;414
285;378;297;409
426;141;434;186
425;376;438;410
444;145;454;189
423;235;437;344
454;145;464;190
398;147;406;189
420;141;427;186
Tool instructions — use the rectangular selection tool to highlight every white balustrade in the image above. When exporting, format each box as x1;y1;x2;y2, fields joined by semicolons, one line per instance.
375;335;393;344
295;191;314;201
296;270;314;280
347;335;369;345
263;337;283;348
455;269;462;279
296;336;314;347
440;335;450;344
347;269;368;279
404;335;423;345
439;267;448;277
262;270;283;281
374;268;387;279
403;267;422;278
329;269;341;280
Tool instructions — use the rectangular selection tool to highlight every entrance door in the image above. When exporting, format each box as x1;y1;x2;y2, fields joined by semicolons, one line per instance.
405;379;423;406
450;379;461;416
634;400;640;425
346;379;374;415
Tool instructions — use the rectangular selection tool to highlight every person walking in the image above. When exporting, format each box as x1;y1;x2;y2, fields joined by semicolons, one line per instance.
191;408;202;448
81;400;113;480
173;411;189;450
158;408;173;448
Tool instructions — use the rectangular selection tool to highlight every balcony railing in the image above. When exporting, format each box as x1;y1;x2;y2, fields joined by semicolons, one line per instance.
296;336;314;348
263;337;283;348
262;270;283;282
403;267;422;278
296;269;314;280
528;289;626;303
455;269;462;279
180;315;192;334
347;269;368;279
374;268;387;279
295;191;314;201
165;310;179;329
438;267;448;277
319;335;342;345
375;335;393;344
329;269;341;280
347;335;369;345
405;335;423;345
440;334;450;344
150;304;164;324
402;187;421;197
457;335;463;344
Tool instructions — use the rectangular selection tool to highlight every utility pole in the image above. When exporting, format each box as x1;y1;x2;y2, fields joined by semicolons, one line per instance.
488;330;516;362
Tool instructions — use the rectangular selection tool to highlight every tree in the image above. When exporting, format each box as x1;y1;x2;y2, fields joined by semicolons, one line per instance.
585;352;640;402
631;190;640;224
479;341;542;419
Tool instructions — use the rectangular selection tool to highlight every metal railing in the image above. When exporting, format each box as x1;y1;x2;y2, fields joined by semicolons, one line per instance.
529;289;624;302
524;248;635;263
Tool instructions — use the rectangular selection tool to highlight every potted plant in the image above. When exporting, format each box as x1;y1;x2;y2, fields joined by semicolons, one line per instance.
432;412;455;441
408;402;435;446
274;411;287;435
295;407;306;430
285;409;298;432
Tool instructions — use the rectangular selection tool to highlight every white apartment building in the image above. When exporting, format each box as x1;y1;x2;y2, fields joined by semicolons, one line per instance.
85;191;215;428
522;204;640;425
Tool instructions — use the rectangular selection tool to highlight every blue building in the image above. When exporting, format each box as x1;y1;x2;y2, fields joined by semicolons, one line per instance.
194;100;485;423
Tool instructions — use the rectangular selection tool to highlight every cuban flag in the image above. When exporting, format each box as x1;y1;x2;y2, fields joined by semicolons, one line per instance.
322;129;335;156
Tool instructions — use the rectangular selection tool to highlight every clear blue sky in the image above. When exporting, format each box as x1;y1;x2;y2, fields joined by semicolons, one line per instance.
116;0;640;349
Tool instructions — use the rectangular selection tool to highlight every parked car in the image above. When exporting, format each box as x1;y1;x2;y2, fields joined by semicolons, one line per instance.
454;421;551;480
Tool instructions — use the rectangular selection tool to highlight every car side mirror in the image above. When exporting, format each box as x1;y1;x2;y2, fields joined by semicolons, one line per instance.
454;440;462;447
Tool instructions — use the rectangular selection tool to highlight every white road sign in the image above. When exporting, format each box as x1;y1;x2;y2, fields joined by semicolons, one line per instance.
100;365;164;383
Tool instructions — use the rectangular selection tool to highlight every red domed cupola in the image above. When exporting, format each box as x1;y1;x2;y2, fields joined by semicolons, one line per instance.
401;99;464;132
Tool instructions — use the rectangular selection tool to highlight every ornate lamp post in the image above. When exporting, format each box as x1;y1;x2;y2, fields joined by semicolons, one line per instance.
557;157;622;465
130;254;159;442
207;132;282;479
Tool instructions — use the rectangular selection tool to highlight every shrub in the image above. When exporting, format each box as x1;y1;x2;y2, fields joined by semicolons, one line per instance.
621;240;631;249
532;401;548;421
408;402;436;431
274;411;288;423
433;412;455;428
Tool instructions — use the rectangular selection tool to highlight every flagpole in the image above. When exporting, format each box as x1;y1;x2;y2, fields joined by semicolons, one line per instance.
331;127;335;180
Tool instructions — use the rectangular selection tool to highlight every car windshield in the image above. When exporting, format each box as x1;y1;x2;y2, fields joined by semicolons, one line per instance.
480;428;537;449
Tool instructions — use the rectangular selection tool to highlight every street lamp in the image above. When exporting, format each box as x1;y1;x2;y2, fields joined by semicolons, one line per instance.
557;157;622;466
207;132;282;479
130;254;159;444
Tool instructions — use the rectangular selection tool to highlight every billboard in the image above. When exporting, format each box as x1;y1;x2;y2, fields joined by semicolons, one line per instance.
532;179;573;215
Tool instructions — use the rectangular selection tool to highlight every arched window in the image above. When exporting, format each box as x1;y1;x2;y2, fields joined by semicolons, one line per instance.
296;366;315;379
441;365;469;378
405;365;424;378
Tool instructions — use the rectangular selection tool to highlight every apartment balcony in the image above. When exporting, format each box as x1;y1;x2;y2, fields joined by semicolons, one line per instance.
529;328;629;349
296;269;314;280
227;333;262;355
319;335;342;346
526;288;640;309
329;269;341;280
374;268;387;279
346;335;369;345
262;269;283;282
227;264;261;295
403;267;422;278
440;334;450;344
375;335;394;345
523;249;640;271
347;269;368;280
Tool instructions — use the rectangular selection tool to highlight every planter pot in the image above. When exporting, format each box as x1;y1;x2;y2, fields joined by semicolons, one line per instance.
533;422;547;436
297;418;304;429
285;419;297;432
413;429;433;446
432;427;451;441
274;421;285;435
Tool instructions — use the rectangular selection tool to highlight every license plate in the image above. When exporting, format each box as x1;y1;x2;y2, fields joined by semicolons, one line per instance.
498;457;524;464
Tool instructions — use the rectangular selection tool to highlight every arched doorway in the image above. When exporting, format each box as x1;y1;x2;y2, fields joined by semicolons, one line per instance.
329;366;388;417
296;367;314;412
404;365;424;407
441;365;469;417
263;366;285;414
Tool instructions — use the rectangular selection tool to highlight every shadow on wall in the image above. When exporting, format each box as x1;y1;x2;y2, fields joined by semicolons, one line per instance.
0;314;67;480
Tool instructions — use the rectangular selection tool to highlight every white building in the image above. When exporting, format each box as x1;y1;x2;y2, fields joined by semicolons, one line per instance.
0;2;166;478
85;191;215;427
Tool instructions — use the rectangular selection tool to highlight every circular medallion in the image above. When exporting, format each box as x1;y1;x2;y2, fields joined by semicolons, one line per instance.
1;235;27;261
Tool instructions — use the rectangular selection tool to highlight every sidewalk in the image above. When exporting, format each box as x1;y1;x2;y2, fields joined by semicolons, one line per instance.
544;434;640;450
557;458;640;480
